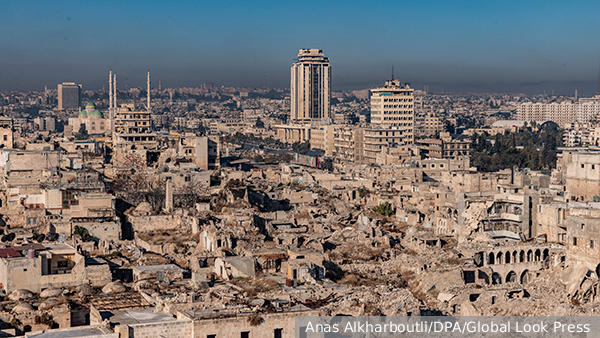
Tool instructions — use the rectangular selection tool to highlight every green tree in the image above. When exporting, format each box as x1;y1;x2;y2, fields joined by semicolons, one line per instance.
253;154;264;163
358;187;369;198
77;124;88;140
292;141;310;154
255;118;265;129
320;158;333;172
373;202;394;217
281;153;293;162
73;226;93;242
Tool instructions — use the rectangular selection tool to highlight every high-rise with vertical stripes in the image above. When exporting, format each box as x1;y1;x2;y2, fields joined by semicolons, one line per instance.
290;49;331;123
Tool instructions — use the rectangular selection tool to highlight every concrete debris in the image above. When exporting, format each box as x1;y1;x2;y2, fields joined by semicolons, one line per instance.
12;303;34;314
39;288;63;298
9;289;34;301
1;134;600;335
101;282;127;294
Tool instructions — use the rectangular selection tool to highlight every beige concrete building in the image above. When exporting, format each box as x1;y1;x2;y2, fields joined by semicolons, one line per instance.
112;104;156;146
179;134;219;170
363;126;413;164
564;151;600;202
333;125;364;164
518;98;600;124
275;123;311;144
33;116;56;132
415;113;442;137
370;79;414;129
310;124;335;155
112;103;157;167
0;115;13;149
0;244;86;293
290;49;331;123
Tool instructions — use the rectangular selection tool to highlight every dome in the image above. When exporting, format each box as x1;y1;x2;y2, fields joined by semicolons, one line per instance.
78;110;88;117
40;288;63;298
8;289;34;301
88;110;102;117
102;281;127;294
39;297;60;310
12;303;34;314
85;102;97;114
136;202;153;213
76;284;94;296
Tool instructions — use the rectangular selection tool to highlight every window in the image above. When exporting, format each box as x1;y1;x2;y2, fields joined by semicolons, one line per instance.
574;237;578;246
2;135;6;141
241;332;249;338
582;223;585;230
591;240;594;249
593;165;596;170
274;329;283;338
207;335;217;338
582;164;585;168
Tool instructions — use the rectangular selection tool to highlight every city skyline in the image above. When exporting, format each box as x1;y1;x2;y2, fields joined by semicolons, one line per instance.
2;0;600;95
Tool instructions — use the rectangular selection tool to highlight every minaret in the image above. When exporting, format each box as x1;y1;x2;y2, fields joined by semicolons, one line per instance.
147;70;151;112
109;71;113;110
113;73;117;109
159;80;161;93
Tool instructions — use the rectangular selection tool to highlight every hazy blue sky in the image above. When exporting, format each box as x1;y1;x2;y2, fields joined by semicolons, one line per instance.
2;0;600;94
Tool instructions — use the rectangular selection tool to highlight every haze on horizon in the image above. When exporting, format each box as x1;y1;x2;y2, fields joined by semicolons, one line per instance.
1;0;600;96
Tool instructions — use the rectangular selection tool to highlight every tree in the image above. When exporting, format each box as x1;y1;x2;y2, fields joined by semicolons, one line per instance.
73;226;93;242
253;154;264;163
292;141;310;154
76;124;88;140
255;118;265;129
358;187;369;198
373;202;394;217
320;158;333;172
197;124;208;135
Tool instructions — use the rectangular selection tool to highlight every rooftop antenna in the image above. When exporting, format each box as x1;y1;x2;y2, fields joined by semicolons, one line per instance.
391;66;394;81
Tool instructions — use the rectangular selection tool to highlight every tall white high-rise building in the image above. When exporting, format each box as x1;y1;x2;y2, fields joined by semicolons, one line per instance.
290;49;331;123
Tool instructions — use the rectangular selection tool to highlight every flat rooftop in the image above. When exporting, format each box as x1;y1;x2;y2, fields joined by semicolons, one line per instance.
28;326;116;338
132;264;183;272
104;308;177;326
183;304;312;320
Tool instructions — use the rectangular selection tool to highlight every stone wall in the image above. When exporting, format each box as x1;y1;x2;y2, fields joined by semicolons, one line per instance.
129;215;183;232
116;319;193;338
